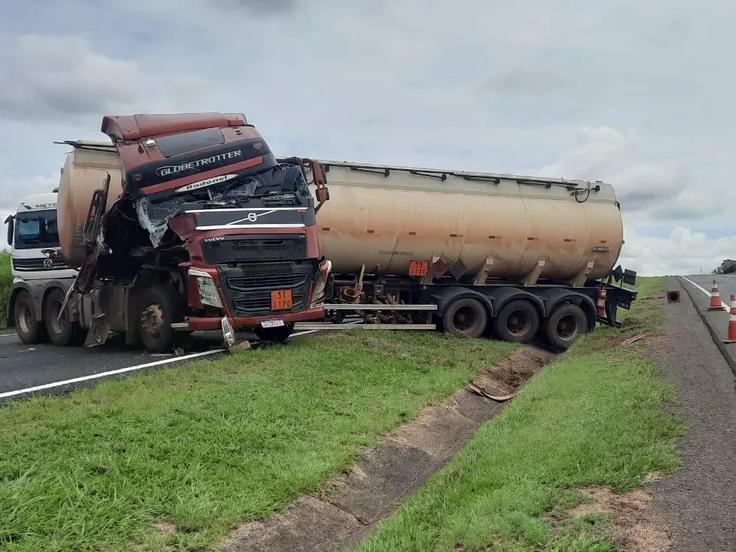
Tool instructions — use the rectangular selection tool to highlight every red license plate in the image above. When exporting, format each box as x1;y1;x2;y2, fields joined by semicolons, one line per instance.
271;289;293;310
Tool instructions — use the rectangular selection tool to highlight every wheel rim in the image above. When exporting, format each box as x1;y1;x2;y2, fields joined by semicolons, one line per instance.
506;310;531;336
453;306;477;332
556;314;579;341
140;304;165;340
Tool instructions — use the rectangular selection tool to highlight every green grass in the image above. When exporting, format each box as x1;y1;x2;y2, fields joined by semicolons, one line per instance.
351;277;684;552
0;250;10;329
0;331;515;551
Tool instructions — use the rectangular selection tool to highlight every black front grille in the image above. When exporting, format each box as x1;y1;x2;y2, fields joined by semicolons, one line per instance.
202;234;307;264
218;261;314;316
12;257;71;271
227;272;306;291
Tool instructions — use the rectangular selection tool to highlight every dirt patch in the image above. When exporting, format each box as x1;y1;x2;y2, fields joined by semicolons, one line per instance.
567;486;670;552
152;520;176;534
218;345;555;552
488;343;550;388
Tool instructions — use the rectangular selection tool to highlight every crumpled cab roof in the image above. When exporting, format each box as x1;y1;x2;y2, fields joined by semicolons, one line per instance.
101;113;247;141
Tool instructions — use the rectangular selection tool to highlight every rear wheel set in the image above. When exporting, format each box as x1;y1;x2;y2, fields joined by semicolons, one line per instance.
44;288;84;346
493;300;539;343
438;294;589;350
541;303;589;351
442;298;488;338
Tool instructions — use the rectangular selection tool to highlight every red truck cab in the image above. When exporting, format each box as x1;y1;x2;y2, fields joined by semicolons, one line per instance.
94;113;330;348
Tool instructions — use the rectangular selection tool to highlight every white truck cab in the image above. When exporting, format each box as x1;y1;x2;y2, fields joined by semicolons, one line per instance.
5;192;80;344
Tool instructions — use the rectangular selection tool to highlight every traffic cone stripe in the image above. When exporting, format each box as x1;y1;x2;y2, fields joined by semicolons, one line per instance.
709;280;724;310
724;294;736;344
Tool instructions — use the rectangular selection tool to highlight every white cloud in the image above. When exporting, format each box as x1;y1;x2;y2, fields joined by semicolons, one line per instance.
620;227;736;276
0;35;141;120
536;126;719;222
0;34;209;121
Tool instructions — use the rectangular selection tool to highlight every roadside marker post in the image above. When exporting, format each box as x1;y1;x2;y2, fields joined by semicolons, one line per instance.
708;280;724;310
725;295;736;344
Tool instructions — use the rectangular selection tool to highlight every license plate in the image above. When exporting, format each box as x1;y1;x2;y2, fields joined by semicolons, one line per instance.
271;289;293;310
261;319;285;328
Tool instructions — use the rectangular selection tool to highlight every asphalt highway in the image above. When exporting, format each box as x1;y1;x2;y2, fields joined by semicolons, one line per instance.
681;273;736;310
0;330;227;401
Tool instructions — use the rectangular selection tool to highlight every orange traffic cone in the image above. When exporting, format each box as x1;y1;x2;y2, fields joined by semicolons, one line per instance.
725;295;736;344
708;280;724;310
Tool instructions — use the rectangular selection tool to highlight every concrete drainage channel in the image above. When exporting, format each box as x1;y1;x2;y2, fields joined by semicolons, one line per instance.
218;345;555;552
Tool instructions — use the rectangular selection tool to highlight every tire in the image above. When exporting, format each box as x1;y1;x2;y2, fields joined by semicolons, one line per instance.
493;300;540;343
135;285;183;353
44;288;84;346
14;291;45;344
254;323;294;343
441;297;488;338
542;303;588;351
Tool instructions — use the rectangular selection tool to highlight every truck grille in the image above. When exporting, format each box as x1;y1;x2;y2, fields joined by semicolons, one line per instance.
227;272;306;291
218;261;314;316
202;234;307;264
12;257;71;271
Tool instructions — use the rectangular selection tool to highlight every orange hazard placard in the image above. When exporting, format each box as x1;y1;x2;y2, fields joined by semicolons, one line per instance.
409;260;429;277
271;289;293;310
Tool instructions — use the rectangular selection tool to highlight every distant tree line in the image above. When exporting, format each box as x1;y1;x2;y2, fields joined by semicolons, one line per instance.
714;259;736;274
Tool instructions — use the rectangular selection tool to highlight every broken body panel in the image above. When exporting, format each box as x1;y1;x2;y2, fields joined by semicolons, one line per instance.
57;113;329;350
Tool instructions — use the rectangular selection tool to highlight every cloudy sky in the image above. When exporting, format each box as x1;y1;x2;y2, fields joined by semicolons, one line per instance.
1;0;733;275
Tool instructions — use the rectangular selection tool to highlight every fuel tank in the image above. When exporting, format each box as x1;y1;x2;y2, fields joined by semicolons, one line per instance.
315;161;624;284
57;142;122;267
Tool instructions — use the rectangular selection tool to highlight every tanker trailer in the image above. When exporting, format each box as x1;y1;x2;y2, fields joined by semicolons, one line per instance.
311;160;636;350
50;113;332;352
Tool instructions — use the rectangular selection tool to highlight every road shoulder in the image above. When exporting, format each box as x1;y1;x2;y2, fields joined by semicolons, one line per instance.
648;278;736;551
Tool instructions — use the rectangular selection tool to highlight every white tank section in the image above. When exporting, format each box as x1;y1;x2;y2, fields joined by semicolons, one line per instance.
56;147;625;284
314;161;624;284
57;142;122;267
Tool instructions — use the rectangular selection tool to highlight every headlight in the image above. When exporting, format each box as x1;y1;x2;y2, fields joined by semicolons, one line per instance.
310;259;332;307
189;268;223;308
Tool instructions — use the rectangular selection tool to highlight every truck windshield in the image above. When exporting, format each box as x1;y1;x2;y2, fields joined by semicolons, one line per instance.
14;210;59;249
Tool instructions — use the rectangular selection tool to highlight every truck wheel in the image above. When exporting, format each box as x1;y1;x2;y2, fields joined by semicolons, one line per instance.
494;300;540;343
543;303;588;351
254;323;294;343
136;285;182;353
44;288;83;346
442;297;488;338
14;291;44;344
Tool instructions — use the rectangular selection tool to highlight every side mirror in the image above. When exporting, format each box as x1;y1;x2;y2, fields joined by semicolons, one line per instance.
315;187;330;204
4;215;13;246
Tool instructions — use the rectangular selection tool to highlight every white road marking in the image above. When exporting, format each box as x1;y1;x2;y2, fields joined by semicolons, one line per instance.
0;348;226;400
0;318;361;400
0;333;16;338
681;276;730;311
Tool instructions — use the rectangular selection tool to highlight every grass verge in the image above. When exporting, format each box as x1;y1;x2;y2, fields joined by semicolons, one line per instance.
351;277;684;552
0;331;515;551
0;250;10;329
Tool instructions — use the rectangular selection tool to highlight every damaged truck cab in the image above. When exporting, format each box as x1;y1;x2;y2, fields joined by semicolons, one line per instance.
58;113;330;351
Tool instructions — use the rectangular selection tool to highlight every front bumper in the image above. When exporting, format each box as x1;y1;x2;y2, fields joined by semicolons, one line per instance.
185;307;325;331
